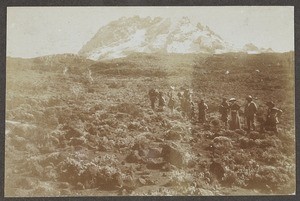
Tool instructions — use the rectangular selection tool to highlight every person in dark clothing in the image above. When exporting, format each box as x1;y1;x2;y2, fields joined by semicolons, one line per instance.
255;106;265;133
183;89;192;118
158;91;166;111
229;98;241;130
219;98;230;126
167;86;176;112
198;99;208;123
244;95;257;132
148;88;158;110
184;99;192;118
264;101;283;133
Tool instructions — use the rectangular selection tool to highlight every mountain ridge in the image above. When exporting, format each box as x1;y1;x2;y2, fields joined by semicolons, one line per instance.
79;16;276;60
78;16;233;60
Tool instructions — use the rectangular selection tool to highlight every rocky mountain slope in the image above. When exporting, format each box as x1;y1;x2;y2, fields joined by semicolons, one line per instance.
5;52;295;196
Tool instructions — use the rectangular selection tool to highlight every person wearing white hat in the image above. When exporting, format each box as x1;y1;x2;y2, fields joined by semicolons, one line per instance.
264;101;283;133
228;98;241;130
244;95;257;132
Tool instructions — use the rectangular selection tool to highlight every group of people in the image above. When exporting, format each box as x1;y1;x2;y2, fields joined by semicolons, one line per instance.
148;87;283;133
219;96;283;133
148;87;208;123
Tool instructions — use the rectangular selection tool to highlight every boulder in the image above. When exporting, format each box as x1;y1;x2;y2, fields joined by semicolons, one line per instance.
146;158;165;170
212;136;233;151
164;130;182;140
160;143;185;168
63;125;82;139
146;148;161;159
249;131;265;140
238;137;250;149
209;160;225;181
125;150;144;163
138;177;146;185
199;188;214;195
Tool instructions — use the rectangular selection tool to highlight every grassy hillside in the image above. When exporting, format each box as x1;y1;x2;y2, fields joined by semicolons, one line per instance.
5;52;295;196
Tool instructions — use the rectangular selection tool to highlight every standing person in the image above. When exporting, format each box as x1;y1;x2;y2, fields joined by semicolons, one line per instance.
183;89;192;118
177;91;183;100
264;101;283;133
178;89;189;117
198;99;208;123
158;91;166;111
178;91;186;117
229;98;241;130
190;101;196;121
167;86;176;113
185;100;192;119
183;89;192;100
256;105;266;133
219;98;230;126
244;95;257;132
148;88;158;110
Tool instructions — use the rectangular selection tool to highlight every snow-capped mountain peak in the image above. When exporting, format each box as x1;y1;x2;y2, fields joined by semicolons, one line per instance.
78;16;233;60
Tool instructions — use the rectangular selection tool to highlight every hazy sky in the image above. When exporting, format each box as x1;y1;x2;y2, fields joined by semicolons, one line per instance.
7;6;294;58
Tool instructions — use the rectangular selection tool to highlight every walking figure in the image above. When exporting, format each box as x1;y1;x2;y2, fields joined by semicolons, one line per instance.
198;99;208;123
229;98;241;130
244;95;257;132
264;101;283;133
148;88;158;110
219;98;230;126
183;89;193;118
190;101;196;121
167;86;176;112
158;91;166;111
256;106;265;133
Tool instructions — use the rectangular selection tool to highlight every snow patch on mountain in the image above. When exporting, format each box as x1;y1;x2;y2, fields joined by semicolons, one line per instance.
152;34;168;49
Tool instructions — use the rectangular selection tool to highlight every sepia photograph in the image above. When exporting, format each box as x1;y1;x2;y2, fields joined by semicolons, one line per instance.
5;6;295;196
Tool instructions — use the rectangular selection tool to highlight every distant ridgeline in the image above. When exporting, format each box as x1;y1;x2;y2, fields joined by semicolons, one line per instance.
6;51;294;77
